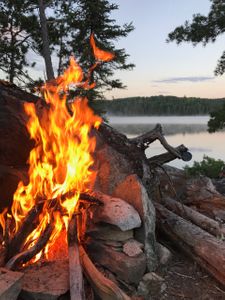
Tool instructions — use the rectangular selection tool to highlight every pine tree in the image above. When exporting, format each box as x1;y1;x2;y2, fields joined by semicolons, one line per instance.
167;0;225;76
61;0;135;101
0;1;37;84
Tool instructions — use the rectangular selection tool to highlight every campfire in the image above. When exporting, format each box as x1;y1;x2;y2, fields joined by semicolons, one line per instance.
0;34;199;300
0;35;139;299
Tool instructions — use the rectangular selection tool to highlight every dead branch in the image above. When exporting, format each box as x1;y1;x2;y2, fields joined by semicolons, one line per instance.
130;124;181;156
148;145;192;166
79;245;131;300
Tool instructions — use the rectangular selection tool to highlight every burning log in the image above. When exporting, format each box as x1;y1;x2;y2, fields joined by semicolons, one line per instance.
5;221;54;270
6;203;44;261
67;213;84;300
79;245;131;300
155;202;225;287
158;197;225;238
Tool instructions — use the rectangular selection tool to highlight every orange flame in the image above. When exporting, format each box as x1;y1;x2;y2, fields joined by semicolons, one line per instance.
90;33;115;62
0;35;114;261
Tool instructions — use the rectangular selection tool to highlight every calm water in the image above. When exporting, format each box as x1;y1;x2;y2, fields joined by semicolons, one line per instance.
108;116;225;169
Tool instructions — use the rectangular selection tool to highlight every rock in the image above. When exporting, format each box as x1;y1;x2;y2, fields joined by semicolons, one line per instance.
86;223;134;241
0;268;24;300
156;242;172;266
92;191;142;231
212;178;225;195
94;135;157;271
137;272;164;298
185;176;220;201
113;174;157;271
87;240;146;284
20;260;69;300
123;239;144;257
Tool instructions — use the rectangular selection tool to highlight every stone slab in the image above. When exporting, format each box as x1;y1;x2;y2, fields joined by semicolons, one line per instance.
0;268;24;300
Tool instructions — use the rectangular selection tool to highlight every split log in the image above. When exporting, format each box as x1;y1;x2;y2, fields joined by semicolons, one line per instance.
5;221;54;270
79;245;131;300
155;202;225;287
159;197;225;238
67;214;84;300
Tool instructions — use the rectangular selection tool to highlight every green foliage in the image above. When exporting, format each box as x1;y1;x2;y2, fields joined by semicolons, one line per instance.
167;0;225;76
97;96;225;116
184;155;225;178
208;103;225;132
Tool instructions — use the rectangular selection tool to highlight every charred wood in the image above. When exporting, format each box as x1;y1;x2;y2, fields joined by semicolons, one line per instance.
6;202;44;262
5;221;54;270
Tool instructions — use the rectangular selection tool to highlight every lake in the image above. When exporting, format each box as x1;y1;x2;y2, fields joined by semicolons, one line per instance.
108;115;225;169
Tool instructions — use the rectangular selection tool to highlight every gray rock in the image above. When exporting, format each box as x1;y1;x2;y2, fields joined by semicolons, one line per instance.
156;242;172;266
137;272;165;298
93;191;142;231
0;268;24;300
86;223;134;241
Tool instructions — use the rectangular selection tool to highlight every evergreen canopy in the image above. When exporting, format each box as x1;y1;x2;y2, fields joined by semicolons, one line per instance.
167;0;225;76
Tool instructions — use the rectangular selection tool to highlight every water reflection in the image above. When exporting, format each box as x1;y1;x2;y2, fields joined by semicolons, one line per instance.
108;116;225;169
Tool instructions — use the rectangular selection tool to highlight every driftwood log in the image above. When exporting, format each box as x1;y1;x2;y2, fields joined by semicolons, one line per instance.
155;202;225;287
159;197;225;239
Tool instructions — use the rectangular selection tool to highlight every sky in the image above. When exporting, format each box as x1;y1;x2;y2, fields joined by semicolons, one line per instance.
104;0;225;99
2;1;225;100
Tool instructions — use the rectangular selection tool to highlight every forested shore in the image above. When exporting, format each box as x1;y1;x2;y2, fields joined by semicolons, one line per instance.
98;96;225;115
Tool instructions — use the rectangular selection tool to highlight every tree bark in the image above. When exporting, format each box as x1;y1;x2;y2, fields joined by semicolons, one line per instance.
38;0;55;81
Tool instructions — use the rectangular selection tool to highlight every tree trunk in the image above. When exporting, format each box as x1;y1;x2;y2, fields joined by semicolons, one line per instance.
38;0;55;80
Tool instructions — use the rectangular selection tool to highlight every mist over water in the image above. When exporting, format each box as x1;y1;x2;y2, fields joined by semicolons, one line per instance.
108;115;225;169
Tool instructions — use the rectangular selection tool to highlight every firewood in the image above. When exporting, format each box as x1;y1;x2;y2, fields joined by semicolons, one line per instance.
67;214;84;300
158;197;225;238
155;202;225;287
5;221;54;270
7;202;44;261
79;245;131;300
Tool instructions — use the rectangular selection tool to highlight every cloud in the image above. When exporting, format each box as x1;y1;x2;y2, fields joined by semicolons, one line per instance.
153;76;215;84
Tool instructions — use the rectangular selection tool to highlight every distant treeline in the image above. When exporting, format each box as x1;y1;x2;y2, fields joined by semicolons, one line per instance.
97;96;225;115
